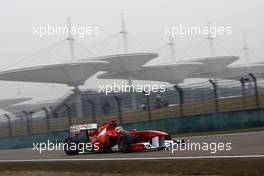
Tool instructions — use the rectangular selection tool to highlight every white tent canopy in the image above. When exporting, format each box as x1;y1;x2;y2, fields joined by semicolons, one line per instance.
2;102;57;114
81;53;158;72
0;98;31;109
0;61;108;86
219;63;264;79
0;53;158;86
190;56;239;77
0;53;158;117
97;56;239;83
98;62;203;84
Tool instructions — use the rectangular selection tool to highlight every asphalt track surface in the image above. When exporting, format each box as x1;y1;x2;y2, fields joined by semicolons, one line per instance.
0;131;264;161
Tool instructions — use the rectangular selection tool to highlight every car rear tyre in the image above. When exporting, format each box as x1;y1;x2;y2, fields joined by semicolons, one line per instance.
165;135;172;140
64;137;80;155
117;134;136;153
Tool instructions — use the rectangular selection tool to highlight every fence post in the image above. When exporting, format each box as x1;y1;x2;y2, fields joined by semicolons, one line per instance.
249;73;260;108
142;91;152;121
240;77;249;109
87;99;96;123
63;104;72;126
209;79;219;112
174;85;184;116
22;110;31;134
49;106;58;118
114;96;123;123
42;107;50;132
4;114;12;137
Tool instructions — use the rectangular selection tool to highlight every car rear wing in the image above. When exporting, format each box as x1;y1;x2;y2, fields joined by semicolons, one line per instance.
70;123;97;131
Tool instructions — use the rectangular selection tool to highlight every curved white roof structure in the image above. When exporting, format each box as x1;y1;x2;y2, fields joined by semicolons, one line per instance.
0;61;108;86
190;56;239;77
98;62;203;84
219;63;264;79
81;53;158;72
2;102;57;114
97;56;239;83
0;98;31;109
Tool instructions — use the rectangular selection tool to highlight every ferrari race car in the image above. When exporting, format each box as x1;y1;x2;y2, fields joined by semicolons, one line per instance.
64;120;182;155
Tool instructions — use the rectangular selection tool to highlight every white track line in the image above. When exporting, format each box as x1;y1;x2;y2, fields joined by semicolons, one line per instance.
1;155;264;162
178;130;264;139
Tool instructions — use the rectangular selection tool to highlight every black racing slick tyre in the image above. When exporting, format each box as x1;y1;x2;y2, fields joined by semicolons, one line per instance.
117;133;137;153
64;137;80;155
165;135;172;140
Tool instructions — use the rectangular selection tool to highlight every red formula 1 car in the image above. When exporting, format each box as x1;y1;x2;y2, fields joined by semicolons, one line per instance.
64;120;177;155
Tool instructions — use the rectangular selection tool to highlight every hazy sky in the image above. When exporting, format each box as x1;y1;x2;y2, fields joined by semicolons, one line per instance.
0;0;263;102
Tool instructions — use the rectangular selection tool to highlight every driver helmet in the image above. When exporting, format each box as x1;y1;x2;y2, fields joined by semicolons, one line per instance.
115;126;124;133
